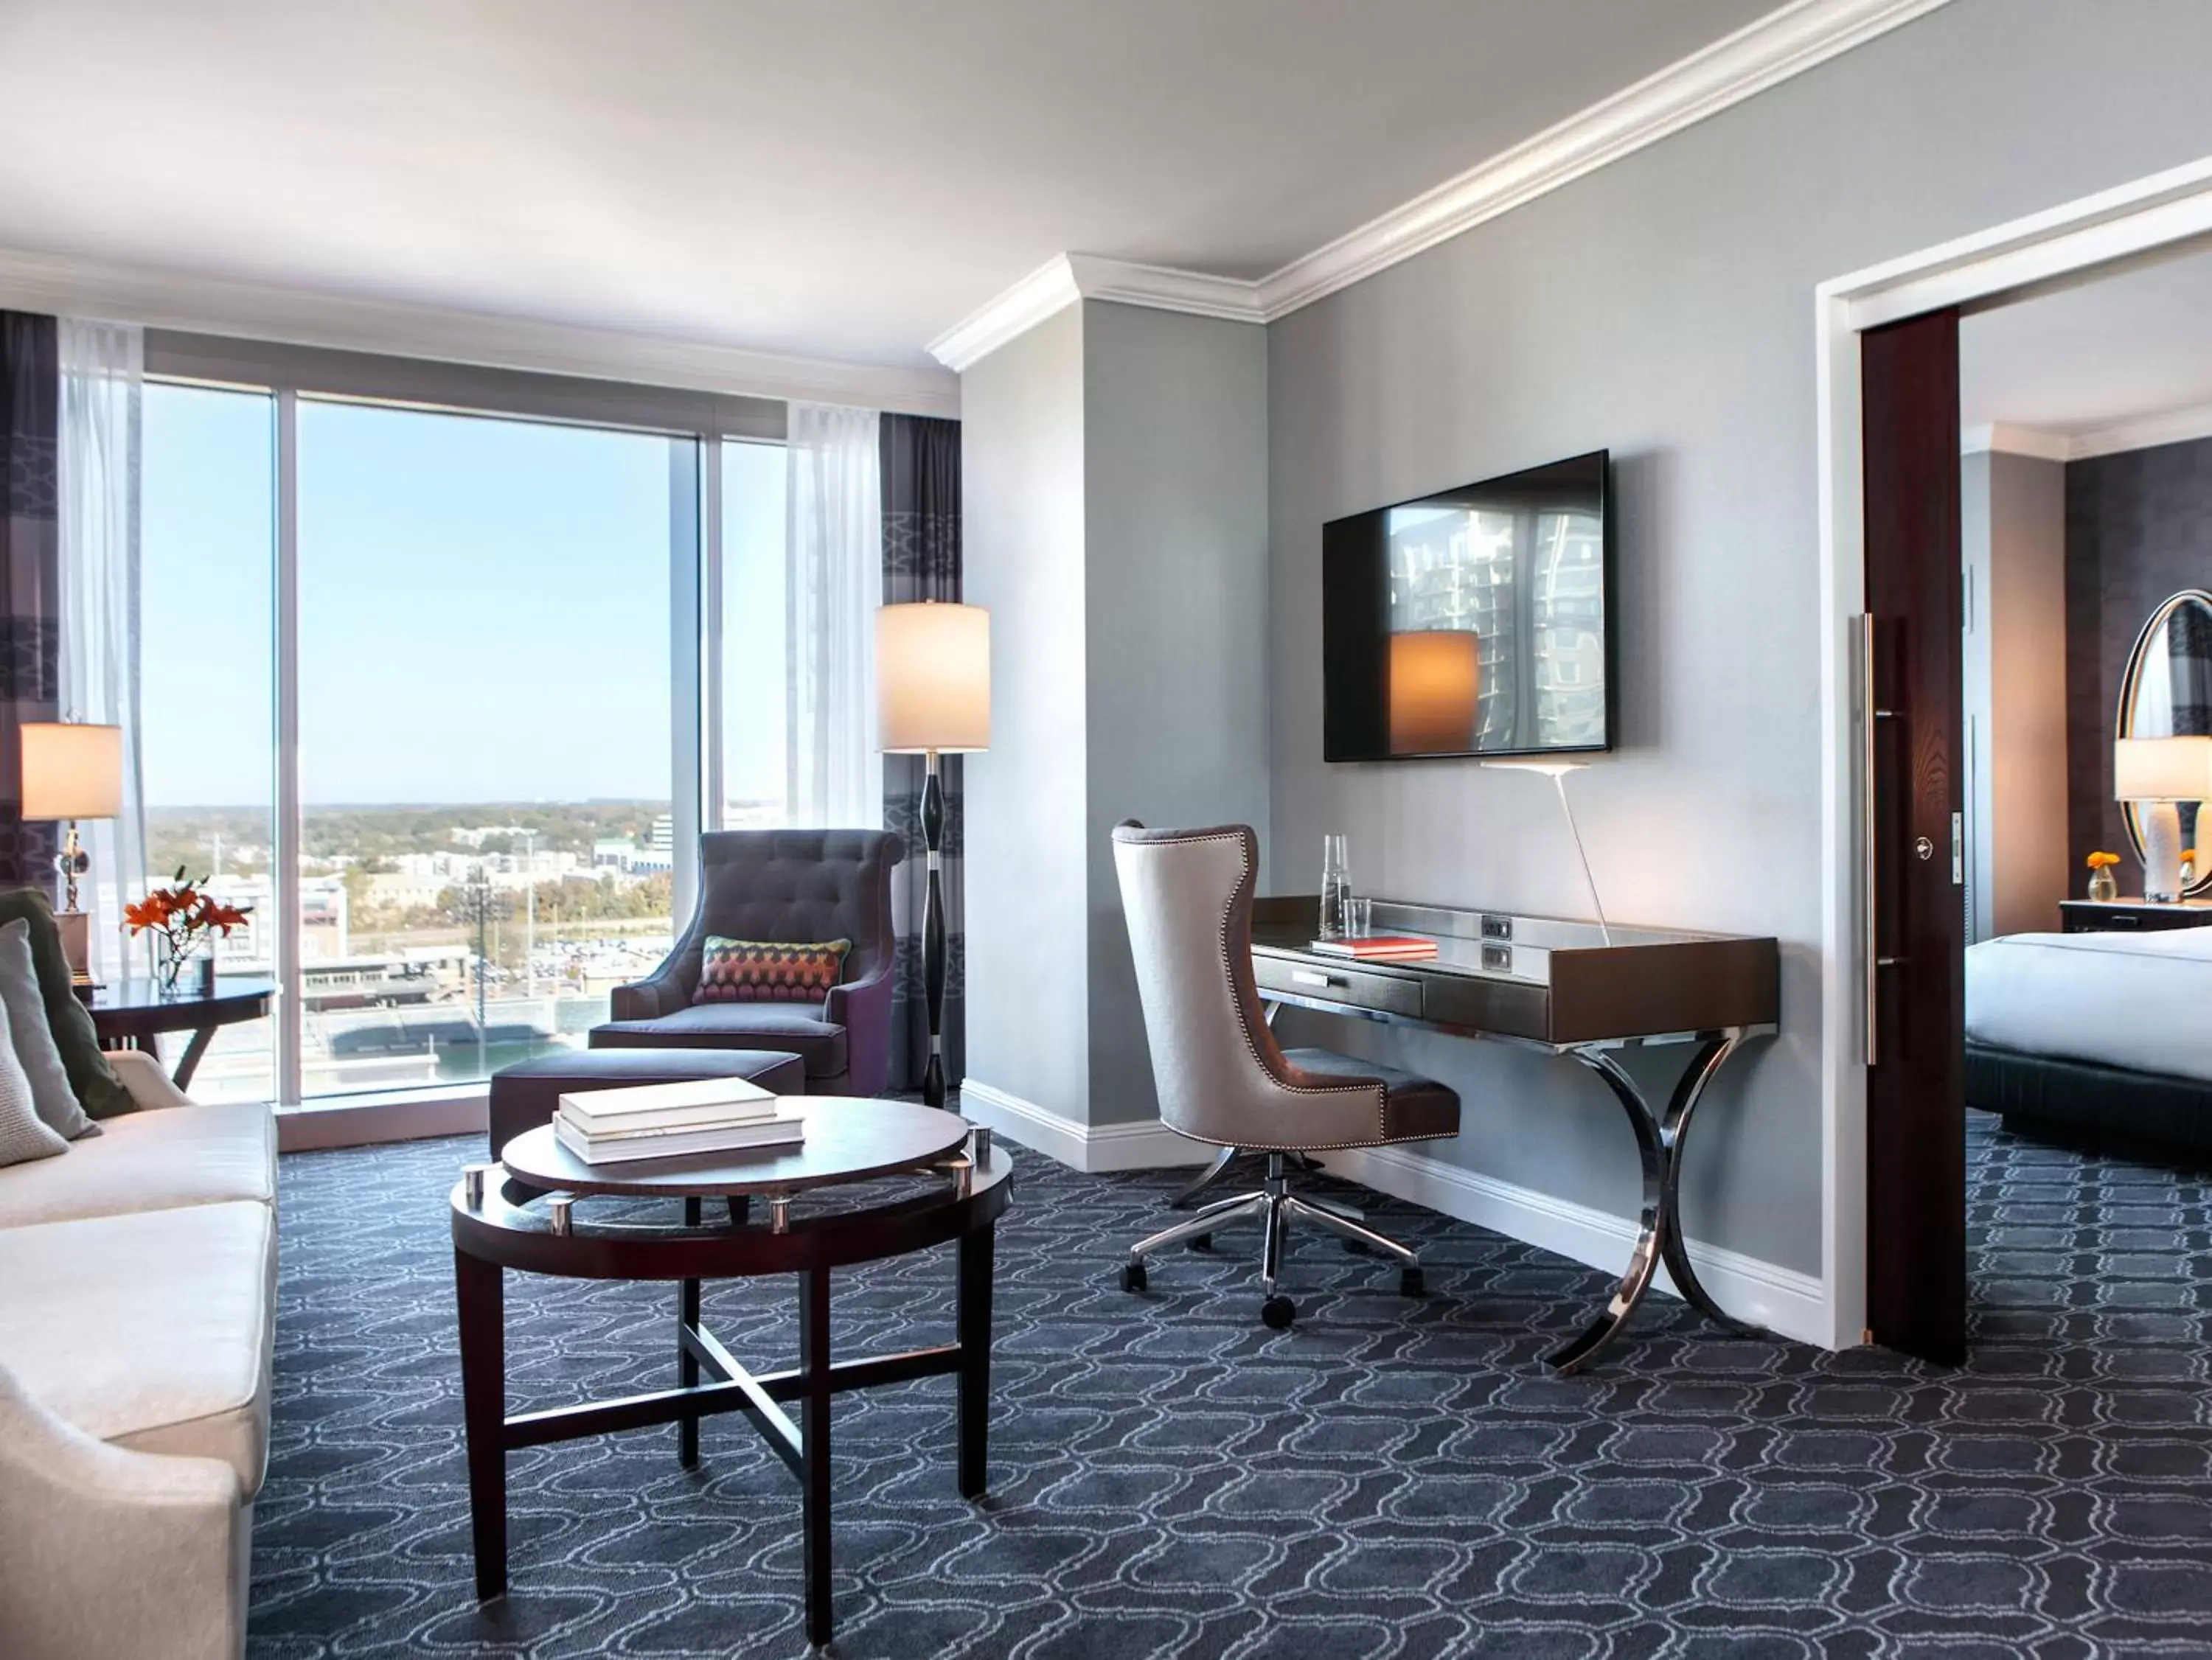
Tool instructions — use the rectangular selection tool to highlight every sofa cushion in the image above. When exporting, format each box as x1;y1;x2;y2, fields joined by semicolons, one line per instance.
592;1005;848;1079
0;917;95;1140
0;988;66;1168
0;888;134;1120
0;1200;274;1495
0;1101;274;1229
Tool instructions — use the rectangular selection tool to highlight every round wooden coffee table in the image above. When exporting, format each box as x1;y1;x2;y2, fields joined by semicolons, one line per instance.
451;1099;1010;1648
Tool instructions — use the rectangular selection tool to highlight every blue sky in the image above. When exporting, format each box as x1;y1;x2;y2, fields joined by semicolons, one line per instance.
141;383;786;810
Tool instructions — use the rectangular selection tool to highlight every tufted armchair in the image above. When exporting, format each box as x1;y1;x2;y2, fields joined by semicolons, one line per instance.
591;829;905;1096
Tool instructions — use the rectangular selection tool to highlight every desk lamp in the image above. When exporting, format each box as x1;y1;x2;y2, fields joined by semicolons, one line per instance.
1484;758;1611;944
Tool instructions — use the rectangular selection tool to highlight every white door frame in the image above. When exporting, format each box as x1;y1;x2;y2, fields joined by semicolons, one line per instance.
1817;156;2212;1350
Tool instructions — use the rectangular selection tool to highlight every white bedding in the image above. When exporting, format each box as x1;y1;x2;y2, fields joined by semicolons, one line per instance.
1966;930;2212;1084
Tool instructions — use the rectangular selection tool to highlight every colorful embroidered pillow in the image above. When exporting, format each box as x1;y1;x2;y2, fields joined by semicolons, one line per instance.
694;937;851;1004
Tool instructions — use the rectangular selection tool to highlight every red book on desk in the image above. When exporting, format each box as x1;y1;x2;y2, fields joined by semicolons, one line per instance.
1309;935;1439;960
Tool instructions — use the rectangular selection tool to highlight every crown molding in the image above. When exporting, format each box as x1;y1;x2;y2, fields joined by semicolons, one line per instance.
926;253;1265;372
2069;400;2212;461
1256;0;1952;318
1961;405;2212;464
0;246;961;417
1961;421;2071;461
932;0;1952;370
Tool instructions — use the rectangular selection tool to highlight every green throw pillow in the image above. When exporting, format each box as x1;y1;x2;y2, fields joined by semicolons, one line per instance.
0;888;135;1119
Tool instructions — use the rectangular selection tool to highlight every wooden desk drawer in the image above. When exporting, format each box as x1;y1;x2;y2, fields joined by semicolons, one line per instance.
1253;953;1423;1018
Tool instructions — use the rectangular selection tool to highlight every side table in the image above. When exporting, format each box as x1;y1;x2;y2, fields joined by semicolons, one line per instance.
2059;897;2212;934
86;974;276;1091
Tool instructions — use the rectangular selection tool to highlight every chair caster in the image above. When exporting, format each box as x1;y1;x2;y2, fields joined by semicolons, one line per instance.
1121;1260;1147;1294
1399;1266;1426;1299
1186;1232;1214;1252
1260;1294;1297;1331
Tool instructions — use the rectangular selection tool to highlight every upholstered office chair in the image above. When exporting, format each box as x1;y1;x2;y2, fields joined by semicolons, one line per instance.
1111;822;1461;1328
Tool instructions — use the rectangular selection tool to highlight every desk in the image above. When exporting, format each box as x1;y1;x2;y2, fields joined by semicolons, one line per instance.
1248;898;1777;1373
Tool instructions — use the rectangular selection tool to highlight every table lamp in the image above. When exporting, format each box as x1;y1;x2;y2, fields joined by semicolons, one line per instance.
1484;758;1611;944
2115;735;2212;903
877;601;990;1111
19;720;124;983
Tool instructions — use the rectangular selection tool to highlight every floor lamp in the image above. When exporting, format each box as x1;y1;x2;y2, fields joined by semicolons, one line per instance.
877;601;991;1111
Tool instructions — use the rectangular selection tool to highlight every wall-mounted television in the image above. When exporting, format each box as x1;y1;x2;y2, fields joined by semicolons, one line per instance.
1321;450;1613;762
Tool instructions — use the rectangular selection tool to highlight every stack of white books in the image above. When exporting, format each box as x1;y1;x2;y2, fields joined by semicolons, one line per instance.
553;1077;806;1165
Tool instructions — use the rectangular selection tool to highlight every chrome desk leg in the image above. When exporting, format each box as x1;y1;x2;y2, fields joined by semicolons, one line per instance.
1544;1037;1757;1375
1655;1036;1759;1335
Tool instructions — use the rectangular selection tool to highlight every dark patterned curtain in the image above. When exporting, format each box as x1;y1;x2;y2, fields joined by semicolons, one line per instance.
0;313;59;887
880;414;963;1093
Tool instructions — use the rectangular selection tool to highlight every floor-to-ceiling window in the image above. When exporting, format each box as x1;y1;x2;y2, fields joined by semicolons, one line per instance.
136;342;787;1108
141;381;277;1103
293;400;681;1094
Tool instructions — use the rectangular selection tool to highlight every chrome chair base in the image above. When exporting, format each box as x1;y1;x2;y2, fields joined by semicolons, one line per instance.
1122;1153;1423;1326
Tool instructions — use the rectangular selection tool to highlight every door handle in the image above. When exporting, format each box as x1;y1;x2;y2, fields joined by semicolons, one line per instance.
1290;970;1343;989
1859;614;1898;1067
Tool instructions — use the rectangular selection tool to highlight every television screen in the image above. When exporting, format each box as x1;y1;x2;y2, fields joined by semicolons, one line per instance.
1321;450;1612;761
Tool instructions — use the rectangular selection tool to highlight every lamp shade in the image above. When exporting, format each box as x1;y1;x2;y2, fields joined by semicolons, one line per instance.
2115;735;2212;801
18;722;122;820
1387;630;1480;755
877;602;991;753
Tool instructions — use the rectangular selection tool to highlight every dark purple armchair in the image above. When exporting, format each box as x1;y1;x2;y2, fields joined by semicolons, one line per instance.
590;829;905;1096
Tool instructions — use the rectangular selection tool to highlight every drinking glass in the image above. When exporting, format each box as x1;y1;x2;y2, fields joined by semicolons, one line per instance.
1344;896;1373;938
1319;834;1350;940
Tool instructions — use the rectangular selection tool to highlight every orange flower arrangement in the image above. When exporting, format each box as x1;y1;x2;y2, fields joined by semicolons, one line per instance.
126;868;251;992
2086;851;2121;871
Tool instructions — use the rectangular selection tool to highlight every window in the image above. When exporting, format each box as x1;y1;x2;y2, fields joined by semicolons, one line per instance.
137;345;785;1109
293;400;681;1094
141;383;276;1103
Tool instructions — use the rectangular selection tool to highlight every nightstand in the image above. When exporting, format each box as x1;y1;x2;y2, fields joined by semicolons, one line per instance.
2058;897;2212;934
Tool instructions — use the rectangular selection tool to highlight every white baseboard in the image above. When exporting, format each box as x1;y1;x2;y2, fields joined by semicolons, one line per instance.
1319;1143;1831;1350
958;1080;1214;1174
276;1090;488;1153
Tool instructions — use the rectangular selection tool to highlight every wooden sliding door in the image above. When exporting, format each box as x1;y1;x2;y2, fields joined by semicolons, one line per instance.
1861;307;1966;1366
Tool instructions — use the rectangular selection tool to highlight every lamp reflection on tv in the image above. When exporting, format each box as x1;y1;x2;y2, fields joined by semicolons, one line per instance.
1387;630;1480;755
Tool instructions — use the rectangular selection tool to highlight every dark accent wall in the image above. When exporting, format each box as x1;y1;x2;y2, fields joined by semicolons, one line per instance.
2065;436;2212;869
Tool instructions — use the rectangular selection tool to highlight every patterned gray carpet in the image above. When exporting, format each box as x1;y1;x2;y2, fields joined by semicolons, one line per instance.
249;1112;2212;1659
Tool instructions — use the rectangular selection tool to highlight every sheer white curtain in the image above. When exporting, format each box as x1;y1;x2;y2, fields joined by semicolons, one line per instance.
57;320;146;983
785;402;883;829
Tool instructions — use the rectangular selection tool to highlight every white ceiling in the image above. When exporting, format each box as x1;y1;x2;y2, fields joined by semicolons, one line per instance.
1962;242;2212;446
0;0;1780;374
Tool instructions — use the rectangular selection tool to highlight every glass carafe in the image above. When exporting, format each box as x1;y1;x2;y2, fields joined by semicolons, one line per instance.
1319;834;1350;940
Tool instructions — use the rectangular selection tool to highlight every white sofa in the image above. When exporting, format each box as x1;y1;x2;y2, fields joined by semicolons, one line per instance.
0;1051;276;1660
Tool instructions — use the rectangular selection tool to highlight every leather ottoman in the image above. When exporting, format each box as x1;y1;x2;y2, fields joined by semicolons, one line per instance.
487;1047;808;1158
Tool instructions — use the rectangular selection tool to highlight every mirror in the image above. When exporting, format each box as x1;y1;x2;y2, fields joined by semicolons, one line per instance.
2118;588;2212;894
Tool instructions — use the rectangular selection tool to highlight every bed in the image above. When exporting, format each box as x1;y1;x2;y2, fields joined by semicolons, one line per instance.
1966;930;2212;1156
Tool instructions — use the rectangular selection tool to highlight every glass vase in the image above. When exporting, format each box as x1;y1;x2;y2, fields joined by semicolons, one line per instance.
2087;866;2118;904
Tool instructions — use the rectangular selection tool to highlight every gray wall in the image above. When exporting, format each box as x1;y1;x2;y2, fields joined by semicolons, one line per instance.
2065;435;2212;868
962;305;1091;1120
963;301;1270;1128
1265;0;2212;1276
1082;301;1272;1124
1963;450;2069;942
